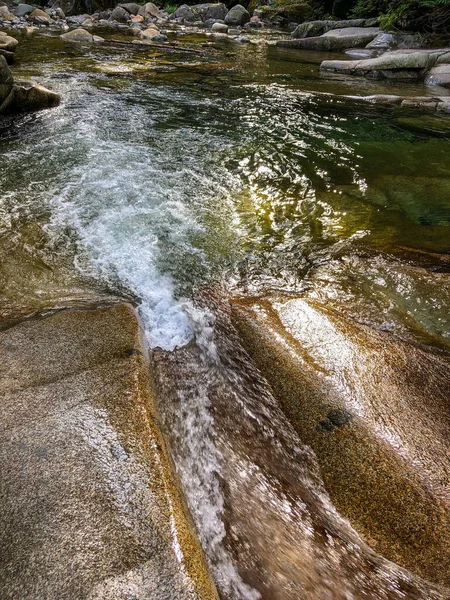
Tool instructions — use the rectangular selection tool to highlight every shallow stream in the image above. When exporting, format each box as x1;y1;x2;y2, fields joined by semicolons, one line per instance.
1;29;450;599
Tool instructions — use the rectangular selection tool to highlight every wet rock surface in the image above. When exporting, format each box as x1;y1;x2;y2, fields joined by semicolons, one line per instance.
232;296;450;587
0;54;60;113
0;302;218;600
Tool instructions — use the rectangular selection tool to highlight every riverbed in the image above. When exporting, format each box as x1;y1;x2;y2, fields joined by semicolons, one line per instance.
1;29;450;599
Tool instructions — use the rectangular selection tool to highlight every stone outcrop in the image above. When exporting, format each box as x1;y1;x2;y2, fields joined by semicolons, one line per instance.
321;49;448;80
291;18;377;39
0;302;218;600
277;27;380;52
0;55;60;114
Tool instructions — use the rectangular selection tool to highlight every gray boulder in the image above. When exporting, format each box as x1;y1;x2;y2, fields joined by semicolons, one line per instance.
110;5;130;21
366;32;397;50
211;21;227;32
278;27;380;51
172;3;195;21
119;2;141;15
321;49;445;80
225;4;250;26
425;64;450;88
13;3;35;17
138;2;162;19
192;2;227;22
292;18;365;39
60;27;94;41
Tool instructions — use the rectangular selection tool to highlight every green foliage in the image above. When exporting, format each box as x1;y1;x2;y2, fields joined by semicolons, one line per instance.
350;0;450;31
258;0;314;22
163;2;178;12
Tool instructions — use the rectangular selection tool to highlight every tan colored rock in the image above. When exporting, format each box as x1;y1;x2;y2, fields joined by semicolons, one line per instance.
0;32;19;52
0;5;14;20
138;1;163;19
0;303;218;600
29;8;52;23
10;80;60;112
140;26;160;39
60;28;94;42
131;14;144;23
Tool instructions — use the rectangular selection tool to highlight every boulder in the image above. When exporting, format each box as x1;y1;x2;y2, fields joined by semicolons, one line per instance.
366;32;397;50
192;2;227;22
291;18;372;39
60;27;94;41
29;8;52;23
13;3;35;17
138;2;162;19
225;4;249;26
172;4;195;21
211;21;227;32
0;54;13;109
140;26;160;39
0;5;14;20
0;303;218;600
321;49;443;80
9;81;60;112
425;64;450;88
119;2;141;15
278;27;380;51
110;5;130;21
0;32;19;52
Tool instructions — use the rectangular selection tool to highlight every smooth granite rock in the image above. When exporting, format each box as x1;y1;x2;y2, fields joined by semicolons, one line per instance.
0;303;218;600
278;27;380;51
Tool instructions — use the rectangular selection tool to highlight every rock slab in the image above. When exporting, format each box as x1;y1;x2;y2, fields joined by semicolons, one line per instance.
0;303;218;600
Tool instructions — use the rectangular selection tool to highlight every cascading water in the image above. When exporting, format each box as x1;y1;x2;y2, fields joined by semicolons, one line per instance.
1;31;450;599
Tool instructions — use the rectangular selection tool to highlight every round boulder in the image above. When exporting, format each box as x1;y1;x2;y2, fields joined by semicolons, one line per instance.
225;4;250;26
60;28;94;42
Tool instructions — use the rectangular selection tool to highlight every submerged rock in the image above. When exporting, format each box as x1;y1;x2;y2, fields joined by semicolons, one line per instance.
0;303;218;600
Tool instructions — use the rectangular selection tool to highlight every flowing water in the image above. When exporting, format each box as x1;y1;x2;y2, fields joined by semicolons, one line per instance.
1;29;450;599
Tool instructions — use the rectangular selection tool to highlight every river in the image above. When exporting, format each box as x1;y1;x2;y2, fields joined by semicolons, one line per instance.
1;28;449;599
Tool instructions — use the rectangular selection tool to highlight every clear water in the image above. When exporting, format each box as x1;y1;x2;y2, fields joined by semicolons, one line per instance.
1;30;450;599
